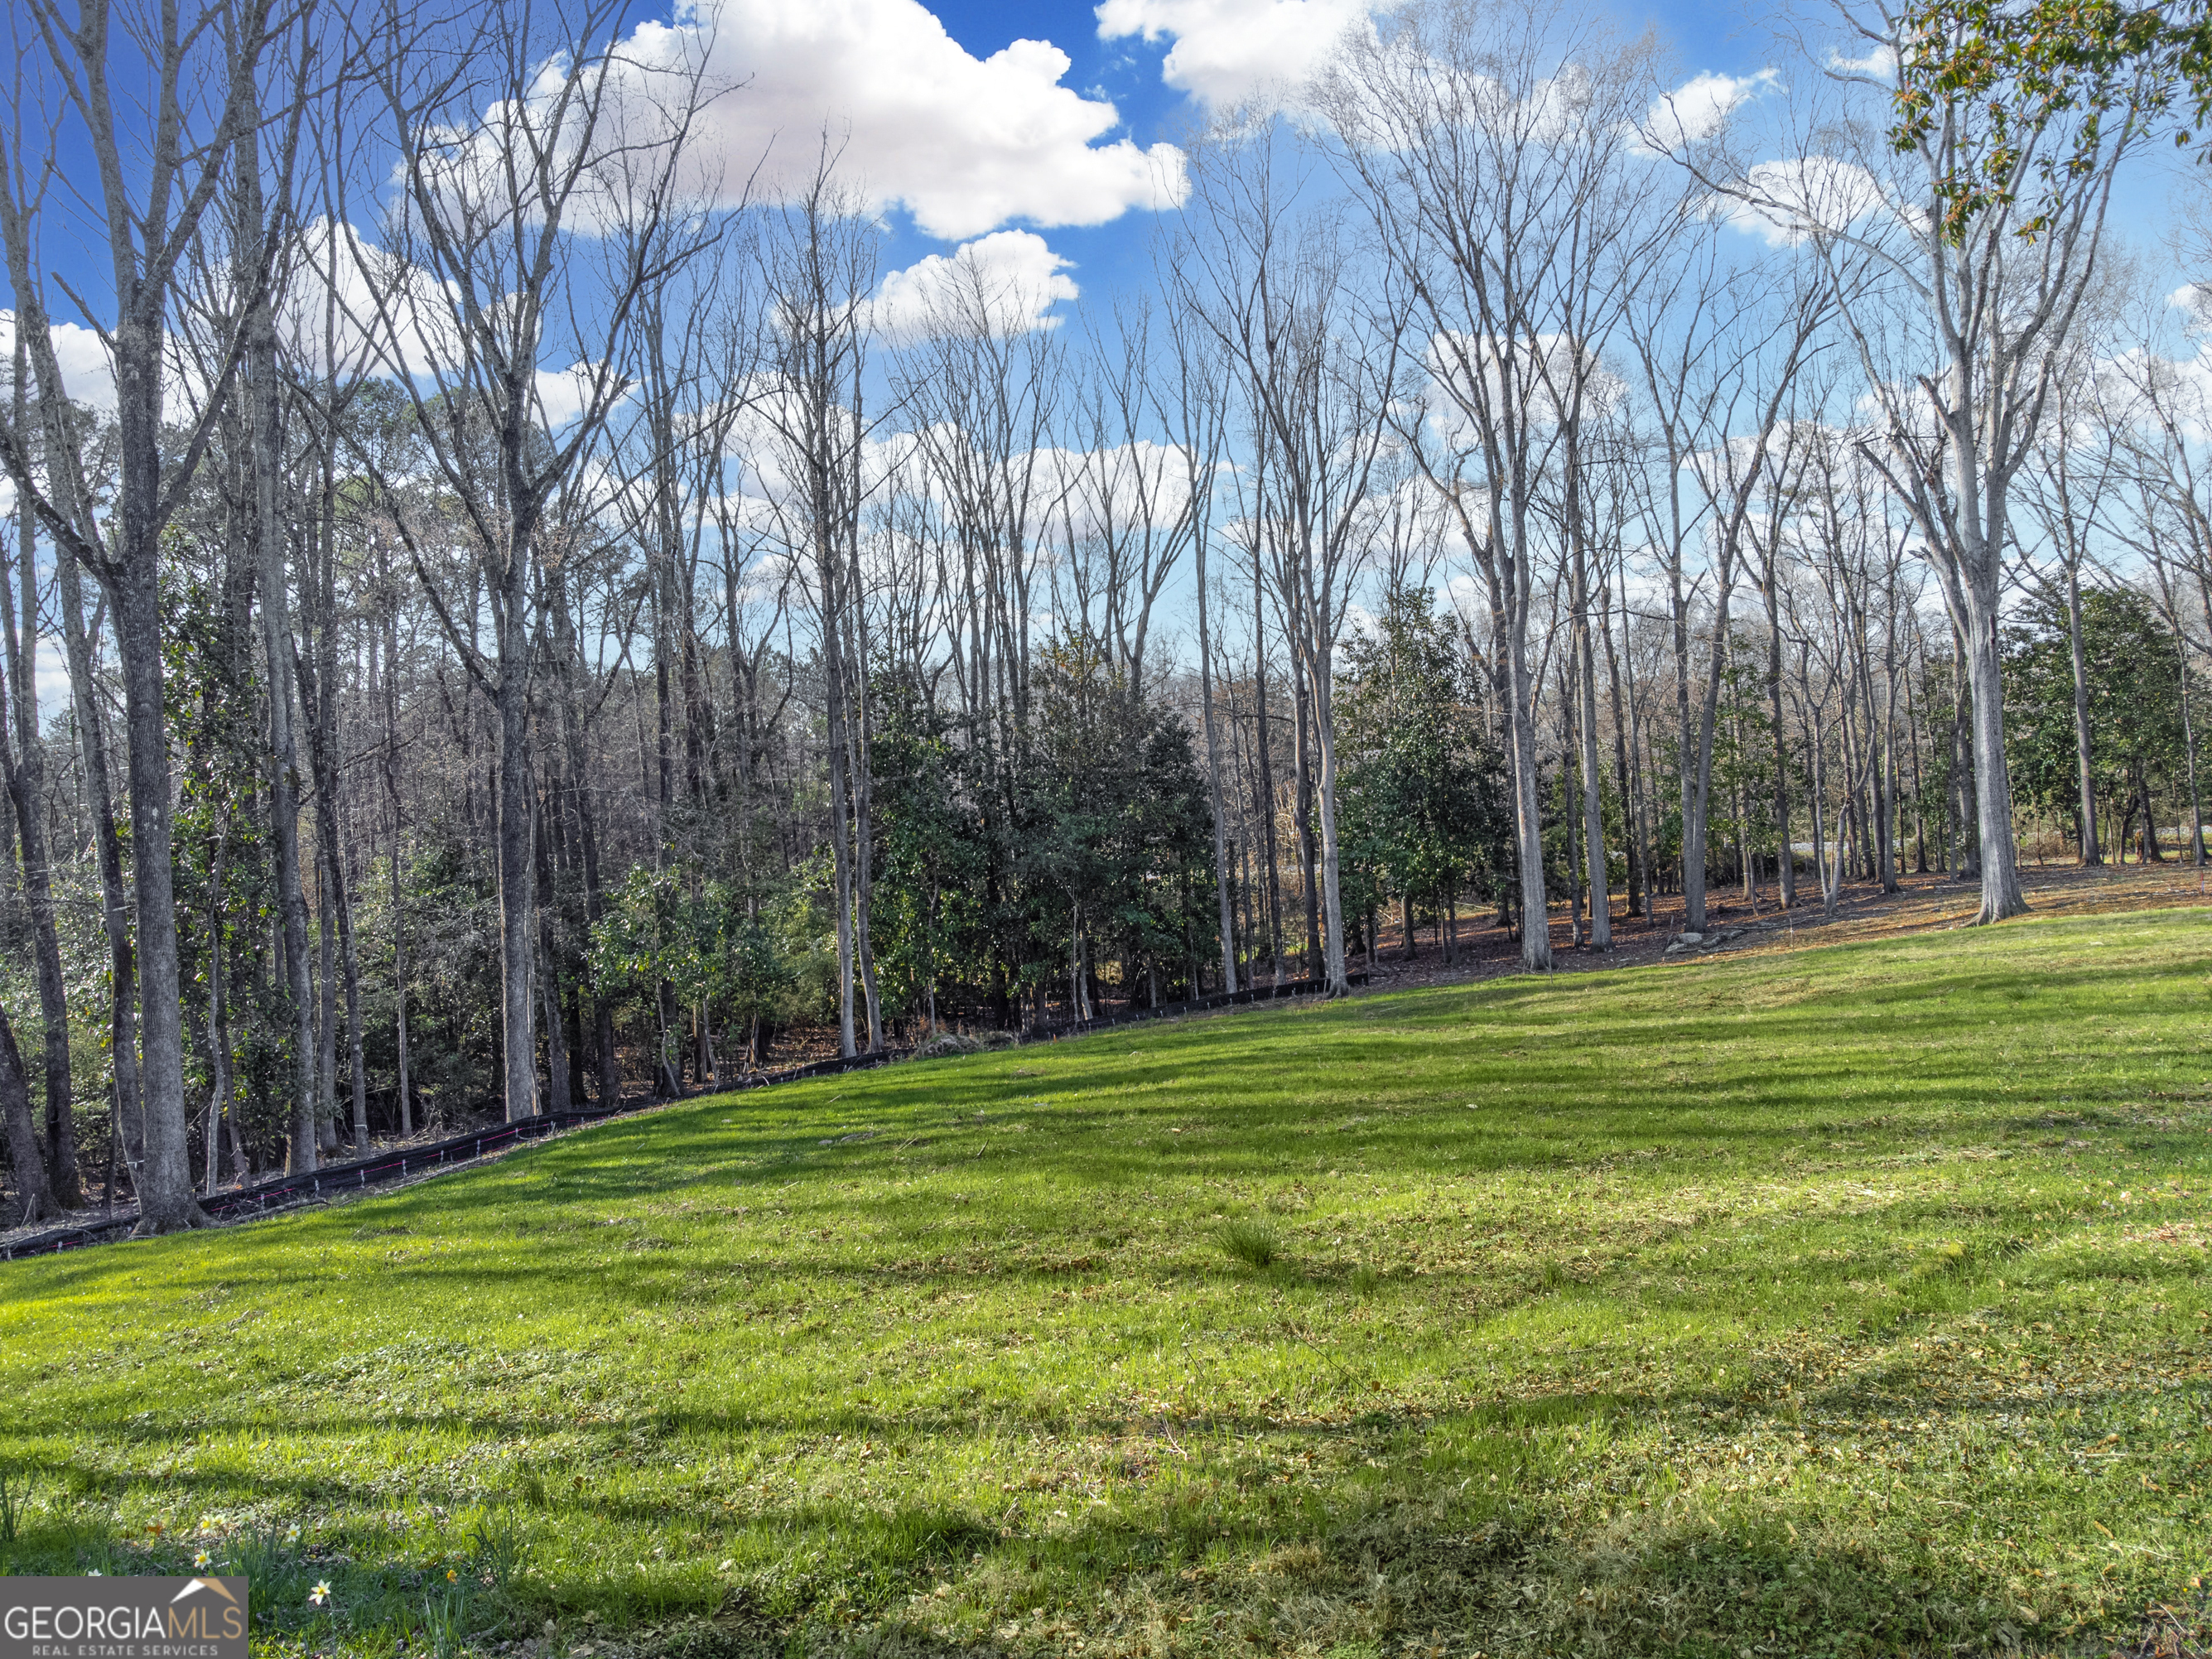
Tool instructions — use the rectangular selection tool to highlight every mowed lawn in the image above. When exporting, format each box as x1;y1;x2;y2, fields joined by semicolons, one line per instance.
4;910;2212;1659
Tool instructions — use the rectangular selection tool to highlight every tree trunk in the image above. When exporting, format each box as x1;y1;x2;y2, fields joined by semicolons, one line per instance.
1906;650;1930;874
494;540;540;1121
846;608;884;1053
49;505;142;1198
383;599;413;1138
2065;558;2100;865
0;997;59;1224
1873;602;1901;895
547;559;617;1109
1807;699;1833;919
1949;623;1978;879
824;619;859;1059
1671;547;1706;933
316;880;340;1153
1573;548;1611;950
2138;768;2164;862
257;475;318;1171
205;880;233;1196
1506;638;1553;971
1254;576;1284;986
1294;672;1322;972
1195;524;1237;995
115;542;202;1231
1308;651;1352;996
234;133;320;1175
542;958;573;1114
1959;590;2025;918
303;465;369;1149
1762;566;1795;909
1;422;79;1204
1684;580;1734;936
1600;573;1643;919
2181;639;2205;866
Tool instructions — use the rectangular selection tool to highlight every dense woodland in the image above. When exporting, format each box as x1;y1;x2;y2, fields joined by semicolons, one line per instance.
2;0;2209;1230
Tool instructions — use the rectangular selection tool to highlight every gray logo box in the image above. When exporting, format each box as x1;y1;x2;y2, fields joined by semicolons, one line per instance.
1;1578;248;1659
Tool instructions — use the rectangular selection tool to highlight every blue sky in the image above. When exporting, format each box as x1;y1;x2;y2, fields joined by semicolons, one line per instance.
868;0;1804;312
846;0;2193;325
11;0;2195;416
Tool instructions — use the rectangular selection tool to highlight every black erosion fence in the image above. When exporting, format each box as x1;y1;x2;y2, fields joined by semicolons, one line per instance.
2;970;1359;1264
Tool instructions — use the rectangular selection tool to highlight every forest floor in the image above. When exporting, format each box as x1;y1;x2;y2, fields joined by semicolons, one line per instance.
2;904;2211;1659
1356;858;2212;996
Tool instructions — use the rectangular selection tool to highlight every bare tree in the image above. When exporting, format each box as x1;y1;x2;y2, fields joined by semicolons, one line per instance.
896;232;1063;1023
0;0;296;1231
1711;4;2150;922
1327;2;1663;967
343;0;716;1118
2014;321;2132;867
2;340;77;1205
1173;115;1404;997
753;162;883;1057
1164;301;1240;995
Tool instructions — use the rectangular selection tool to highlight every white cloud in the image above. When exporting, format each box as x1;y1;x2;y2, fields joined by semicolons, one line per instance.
533;363;610;429
1420;329;1624;442
280;219;451;380
1439;567;1489;623
1829;43;1898;80
0;310;117;412
1033;438;1199;541
874;231;1079;342
277;221;624;432
710;379;923;540
1713;157;1892;246
614;0;1184;239
2107;340;2212;441
1095;0;1379;109
1641;69;1779;150
0;471;104;721
32;634;70;726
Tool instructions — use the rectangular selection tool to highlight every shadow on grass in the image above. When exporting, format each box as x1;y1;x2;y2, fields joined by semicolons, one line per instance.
0;1425;2130;1658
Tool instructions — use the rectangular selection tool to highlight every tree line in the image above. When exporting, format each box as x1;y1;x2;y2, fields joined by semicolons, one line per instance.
1;0;2208;1229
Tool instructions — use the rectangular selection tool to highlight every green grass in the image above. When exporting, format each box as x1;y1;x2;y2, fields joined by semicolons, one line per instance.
5;908;2212;1658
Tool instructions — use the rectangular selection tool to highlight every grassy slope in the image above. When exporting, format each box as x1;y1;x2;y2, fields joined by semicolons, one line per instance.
3;909;2211;1659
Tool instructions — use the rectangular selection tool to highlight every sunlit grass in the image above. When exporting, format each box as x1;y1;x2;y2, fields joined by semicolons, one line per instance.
3;907;2210;1657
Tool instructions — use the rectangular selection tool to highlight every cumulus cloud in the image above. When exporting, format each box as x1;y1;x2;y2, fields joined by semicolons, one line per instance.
611;0;1183;239
709;380;922;534
1420;329;1625;444
1094;0;1379;109
2107;338;2212;441
272;221;621;429
1032;438;1200;541
0;310;118;412
280;219;451;379
874;231;1079;342
1713;157;1894;246
1640;69;1779;150
533;363;610;429
0;463;104;719
1829;43;1898;80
